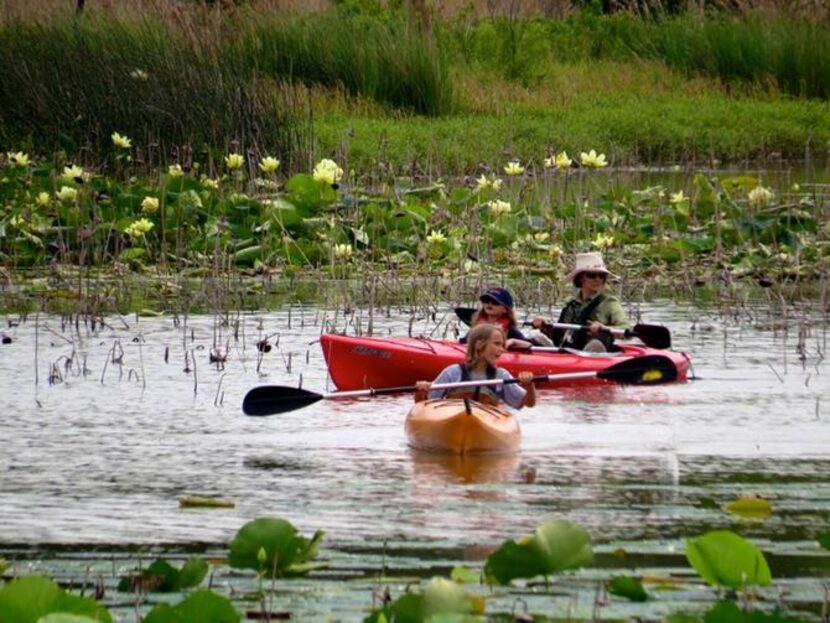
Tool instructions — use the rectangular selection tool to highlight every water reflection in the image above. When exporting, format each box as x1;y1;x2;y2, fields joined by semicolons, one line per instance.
408;449;522;485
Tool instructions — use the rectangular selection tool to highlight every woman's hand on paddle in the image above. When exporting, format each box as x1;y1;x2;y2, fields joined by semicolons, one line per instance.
587;321;607;334
506;338;532;350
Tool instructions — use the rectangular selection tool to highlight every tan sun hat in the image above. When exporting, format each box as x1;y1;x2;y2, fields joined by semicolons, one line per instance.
564;252;619;284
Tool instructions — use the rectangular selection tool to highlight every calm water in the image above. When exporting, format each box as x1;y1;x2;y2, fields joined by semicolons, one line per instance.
1;301;829;620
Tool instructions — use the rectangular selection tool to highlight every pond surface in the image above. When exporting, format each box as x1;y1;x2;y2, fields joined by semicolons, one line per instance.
1;301;829;620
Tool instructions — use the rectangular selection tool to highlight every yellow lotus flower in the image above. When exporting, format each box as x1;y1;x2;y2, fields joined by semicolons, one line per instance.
503;161;524;176
201;176;219;190
259;156;280;173
56;186;78;202
669;190;687;204
748;185;773;206
125;218;154;239
554;151;572;170
225;153;245;170
426;230;447;245
168;164;183;178
111;132;132;149
487;199;512;217
36;191;51;207
580;149;608;168
313;158;344;185
534;232;550;243
129;69;148;81
141;196;159;214
61;165;87;183
548;244;563;261
333;243;353;259
6;151;30;167
592;233;614;249
475;174;490;191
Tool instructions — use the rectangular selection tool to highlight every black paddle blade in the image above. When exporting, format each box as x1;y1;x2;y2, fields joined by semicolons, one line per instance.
242;385;324;416
454;306;475;326
631;324;672;349
598;355;678;385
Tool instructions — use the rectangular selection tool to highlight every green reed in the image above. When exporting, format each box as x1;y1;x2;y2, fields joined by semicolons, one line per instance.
228;10;454;117
620;13;830;100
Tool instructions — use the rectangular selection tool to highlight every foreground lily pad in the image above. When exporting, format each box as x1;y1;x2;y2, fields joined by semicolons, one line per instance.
228;517;325;578
484;520;593;585
686;530;771;589
607;576;648;602
118;556;208;593
143;590;239;623
0;576;112;623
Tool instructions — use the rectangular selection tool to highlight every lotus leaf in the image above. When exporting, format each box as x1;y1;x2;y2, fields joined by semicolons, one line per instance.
485;520;593;585
117;556;207;593
422;577;472;618
0;576;112;623
36;616;98;623
686;530;771;589
725;496;772;520
607;576;648;602
228;517;324;578
701;600;805;623
818;531;830;551
285;174;335;215
449;566;479;584
143;590;239;623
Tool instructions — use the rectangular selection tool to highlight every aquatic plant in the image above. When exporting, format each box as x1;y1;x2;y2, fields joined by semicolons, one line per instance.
484;519;593;585
228;517;325;578
117;556;208;593
143;590;239;623
686;530;772;589
0;575;112;623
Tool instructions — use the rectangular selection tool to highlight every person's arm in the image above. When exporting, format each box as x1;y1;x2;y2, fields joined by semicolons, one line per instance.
498;368;531;409
414;381;430;403
597;297;630;329
517;371;536;408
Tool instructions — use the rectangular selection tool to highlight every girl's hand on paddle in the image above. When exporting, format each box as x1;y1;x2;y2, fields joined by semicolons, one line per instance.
530;317;547;329
506;338;532;350
517;371;537;408
414;380;431;403
517;371;534;387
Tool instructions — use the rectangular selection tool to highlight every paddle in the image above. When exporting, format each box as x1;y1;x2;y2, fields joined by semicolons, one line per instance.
453;306;671;349
242;355;678;416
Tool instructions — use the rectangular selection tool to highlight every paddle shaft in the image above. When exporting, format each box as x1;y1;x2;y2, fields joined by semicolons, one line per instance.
321;375;552;400
528;321;633;339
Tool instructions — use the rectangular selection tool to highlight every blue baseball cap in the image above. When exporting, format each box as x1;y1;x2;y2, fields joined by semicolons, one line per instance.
479;287;514;309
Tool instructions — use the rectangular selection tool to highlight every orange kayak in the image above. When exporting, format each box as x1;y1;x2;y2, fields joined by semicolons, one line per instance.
405;398;521;454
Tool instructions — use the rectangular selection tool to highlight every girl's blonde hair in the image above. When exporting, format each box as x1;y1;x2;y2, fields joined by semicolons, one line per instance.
464;324;505;370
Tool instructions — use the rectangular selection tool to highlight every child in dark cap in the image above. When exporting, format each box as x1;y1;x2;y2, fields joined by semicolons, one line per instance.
461;287;531;349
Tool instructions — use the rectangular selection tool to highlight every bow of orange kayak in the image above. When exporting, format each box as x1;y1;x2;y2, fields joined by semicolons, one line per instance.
405;398;521;454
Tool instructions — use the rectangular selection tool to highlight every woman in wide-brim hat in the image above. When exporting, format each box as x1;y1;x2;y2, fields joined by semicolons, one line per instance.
532;252;630;352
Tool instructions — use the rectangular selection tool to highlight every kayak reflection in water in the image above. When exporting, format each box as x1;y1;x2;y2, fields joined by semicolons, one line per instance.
532;251;630;353
414;324;536;408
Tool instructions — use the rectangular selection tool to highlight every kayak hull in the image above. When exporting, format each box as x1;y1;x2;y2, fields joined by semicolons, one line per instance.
405;398;521;454
320;333;689;390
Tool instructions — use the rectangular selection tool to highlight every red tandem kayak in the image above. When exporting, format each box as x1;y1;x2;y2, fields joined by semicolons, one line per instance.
320;333;690;390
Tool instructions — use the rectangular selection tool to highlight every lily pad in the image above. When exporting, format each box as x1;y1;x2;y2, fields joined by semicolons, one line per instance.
178;496;235;508
0;576;112;623
484;520;593;585
686;530;771;589
607;575;648;602
725;495;772;520
228;517;325;578
143;590;239;623
118;556;207;593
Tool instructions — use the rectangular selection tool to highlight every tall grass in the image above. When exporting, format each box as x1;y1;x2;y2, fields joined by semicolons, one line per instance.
617;14;830;99
229;11;454;116
0;4;453;167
